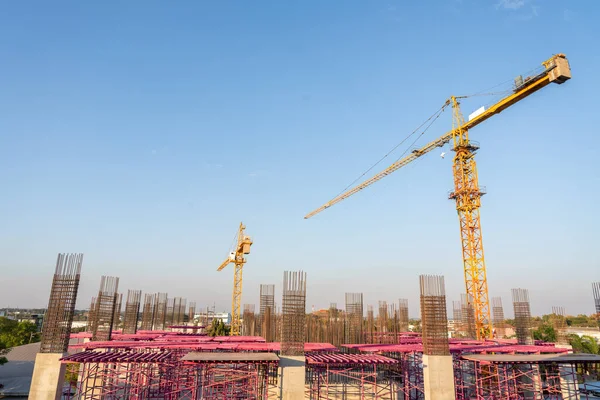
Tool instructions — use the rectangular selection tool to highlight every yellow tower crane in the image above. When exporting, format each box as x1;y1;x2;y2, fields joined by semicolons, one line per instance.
217;222;253;336
305;54;571;340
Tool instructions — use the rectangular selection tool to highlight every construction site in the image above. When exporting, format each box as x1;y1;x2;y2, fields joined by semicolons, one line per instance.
14;54;600;399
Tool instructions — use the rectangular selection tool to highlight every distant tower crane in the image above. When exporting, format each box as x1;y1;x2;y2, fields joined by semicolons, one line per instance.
217;222;253;336
305;54;571;340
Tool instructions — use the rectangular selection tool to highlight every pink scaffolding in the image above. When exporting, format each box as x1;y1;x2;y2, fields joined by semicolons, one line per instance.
454;353;600;399
306;353;405;399
182;352;279;399
61;350;279;399
61;330;598;399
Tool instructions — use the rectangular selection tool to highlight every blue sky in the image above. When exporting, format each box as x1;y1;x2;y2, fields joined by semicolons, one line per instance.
0;1;597;318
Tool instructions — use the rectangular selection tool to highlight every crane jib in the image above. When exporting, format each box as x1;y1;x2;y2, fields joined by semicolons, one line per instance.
304;54;570;220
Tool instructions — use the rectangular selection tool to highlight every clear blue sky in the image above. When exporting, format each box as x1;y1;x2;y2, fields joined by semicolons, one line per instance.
1;1;597;318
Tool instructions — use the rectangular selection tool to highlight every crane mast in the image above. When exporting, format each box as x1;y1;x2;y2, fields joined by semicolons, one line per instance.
449;96;490;339
217;222;253;336
304;54;571;340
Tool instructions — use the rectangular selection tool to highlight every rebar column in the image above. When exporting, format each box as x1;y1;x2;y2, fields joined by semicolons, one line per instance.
398;298;409;332
165;297;175;327
367;305;375;343
420;275;449;356
31;254;83;400
92;276;119;341
140;293;156;330
281;271;307;356
172;297;186;325
259;284;275;341
39;253;84;353
593;282;600;315
512;288;533;345
378;300;388;336
188;301;196;325
86;297;97;333
243;304;256;336
452;300;463;335
552;306;568;344
420;275;454;400
153;293;168;330
179;298;187;324
123;289;142;334
389;303;399;342
491;297;505;339
461;293;476;339
345;293;364;344
328;303;342;347
113;292;122;329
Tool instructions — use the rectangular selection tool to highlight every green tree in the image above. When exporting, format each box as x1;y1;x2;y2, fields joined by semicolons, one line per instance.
408;319;421;333
0;342;8;365
568;334;600;354
64;363;80;388
0;317;40;348
566;314;598;328
206;319;230;337
532;323;557;343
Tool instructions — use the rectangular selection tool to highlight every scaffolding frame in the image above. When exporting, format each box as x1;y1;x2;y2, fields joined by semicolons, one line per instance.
199;362;275;399
306;363;402;400
454;357;600;400
62;349;279;400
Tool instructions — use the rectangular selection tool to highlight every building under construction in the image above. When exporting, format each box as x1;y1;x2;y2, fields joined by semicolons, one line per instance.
32;265;600;399
27;54;600;399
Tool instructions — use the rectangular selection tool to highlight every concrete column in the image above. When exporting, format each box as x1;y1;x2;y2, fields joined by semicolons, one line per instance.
278;356;306;400
29;353;67;400
422;355;455;400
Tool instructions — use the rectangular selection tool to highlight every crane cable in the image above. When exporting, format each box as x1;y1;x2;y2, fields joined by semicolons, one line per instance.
334;102;449;198
333;62;545;199
227;228;238;257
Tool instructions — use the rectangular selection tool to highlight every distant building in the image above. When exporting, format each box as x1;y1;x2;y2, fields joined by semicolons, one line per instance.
194;311;231;325
212;312;231;324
